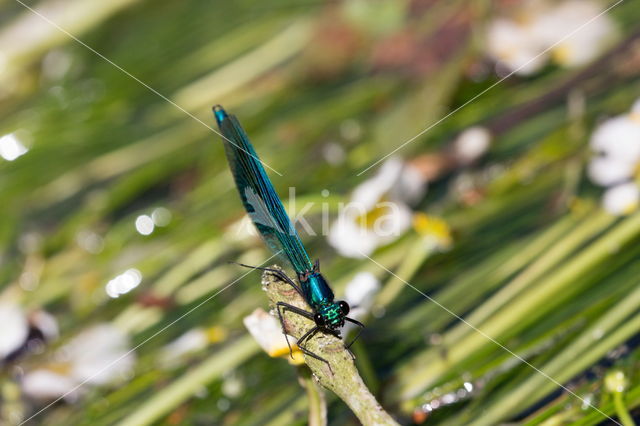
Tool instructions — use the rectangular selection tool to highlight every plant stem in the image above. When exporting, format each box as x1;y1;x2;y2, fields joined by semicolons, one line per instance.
262;266;399;426
298;366;327;426
613;392;636;426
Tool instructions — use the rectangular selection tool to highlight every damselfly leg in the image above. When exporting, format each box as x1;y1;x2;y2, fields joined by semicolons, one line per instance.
295;324;334;374
275;301;335;373
275;301;313;358
344;317;365;349
231;262;304;296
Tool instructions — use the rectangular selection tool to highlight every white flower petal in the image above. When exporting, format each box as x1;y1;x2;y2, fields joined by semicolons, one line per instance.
344;272;380;309
372;201;413;237
532;1;603;43
536;1;616;67
392;164;427;205
0;302;29;359
243;309;293;355
350;157;426;213
487;19;524;54
486;18;547;75
453;127;492;164
31;310;60;342
21;370;78;401
487;18;539;57
551;27;614;67
588;156;635;186
342;273;380;337
590;116;640;161
331;157;421;258
328;216;382;258
602;183;640;215
65;324;135;385
351;157;404;209
328;202;412;258
159;329;208;367
501;48;548;75
487;1;616;73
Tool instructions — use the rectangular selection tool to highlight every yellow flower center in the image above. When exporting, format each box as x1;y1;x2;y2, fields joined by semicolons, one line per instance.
498;47;517;61
355;199;393;230
622;200;639;215
514;11;534;26
413;213;452;249
552;45;572;66
206;326;227;343
286;349;306;366
629;112;640;124
47;362;72;375
268;343;305;365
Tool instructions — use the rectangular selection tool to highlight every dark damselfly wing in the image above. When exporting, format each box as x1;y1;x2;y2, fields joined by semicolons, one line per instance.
214;106;314;275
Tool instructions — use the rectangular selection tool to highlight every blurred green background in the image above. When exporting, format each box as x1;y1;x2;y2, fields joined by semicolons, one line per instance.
1;0;640;425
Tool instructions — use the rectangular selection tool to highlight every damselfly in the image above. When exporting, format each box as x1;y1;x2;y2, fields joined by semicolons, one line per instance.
213;105;364;368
